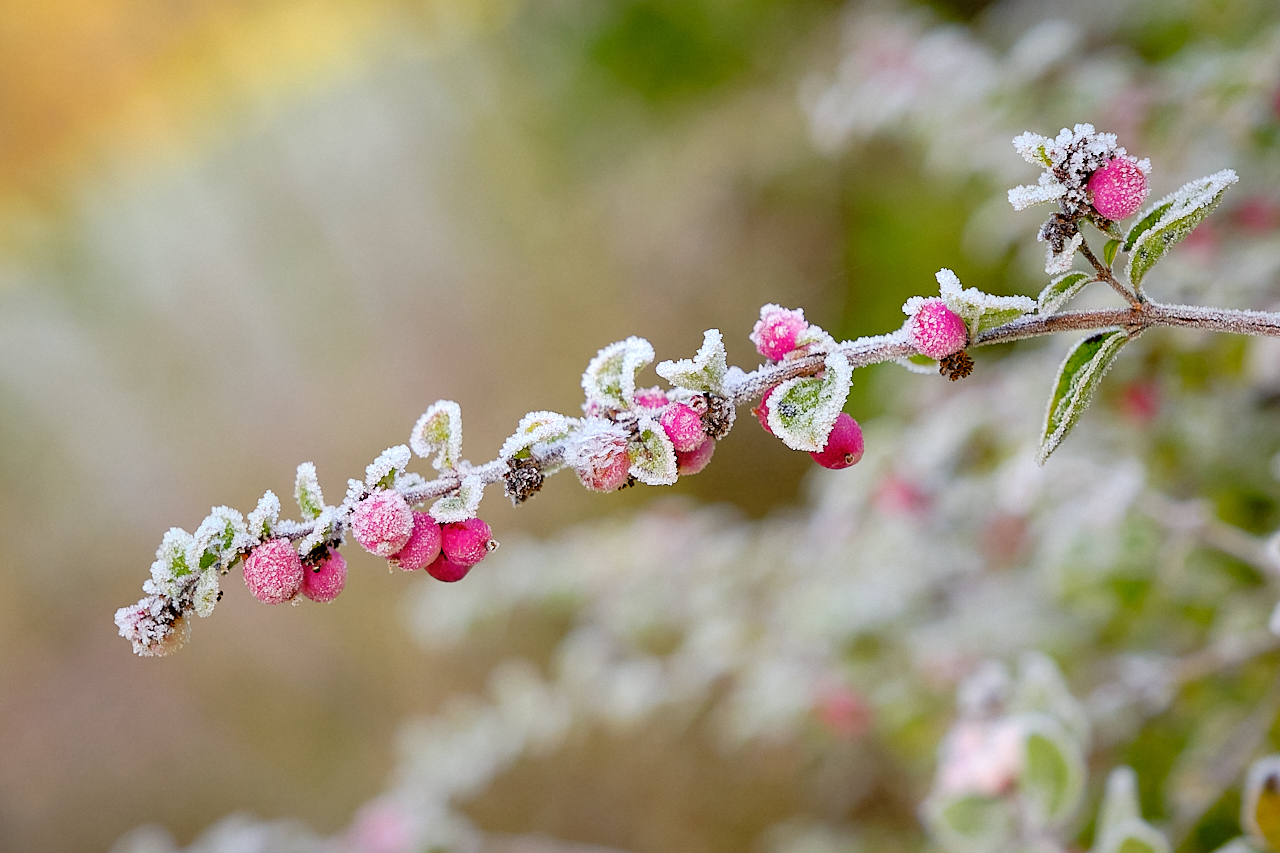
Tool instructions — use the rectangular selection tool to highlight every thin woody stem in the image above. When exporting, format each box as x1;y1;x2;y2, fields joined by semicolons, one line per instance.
1078;239;1142;307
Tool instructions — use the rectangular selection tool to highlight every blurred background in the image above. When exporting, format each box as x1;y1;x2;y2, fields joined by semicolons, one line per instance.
4;0;1280;851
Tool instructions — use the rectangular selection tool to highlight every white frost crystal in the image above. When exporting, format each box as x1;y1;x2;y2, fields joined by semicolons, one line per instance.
582;336;655;411
656;329;728;394
500;411;576;459
411;401;464;471
247;490;281;541
430;473;486;523
366;445;412;488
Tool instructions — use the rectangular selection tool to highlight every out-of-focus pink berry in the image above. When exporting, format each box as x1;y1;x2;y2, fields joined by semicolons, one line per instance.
751;306;808;360
660;403;706;452
675;436;715;475
391;512;442;571
753;387;776;435
243;538;304;604
441;517;492;568
1119;380;1160;424
426;554;471;583
351;489;414;557
1088;158;1149;220
574;427;632;492
633;386;669;409
910;299;968;359
814;686;873;741
809;412;864;470
301;550;347;603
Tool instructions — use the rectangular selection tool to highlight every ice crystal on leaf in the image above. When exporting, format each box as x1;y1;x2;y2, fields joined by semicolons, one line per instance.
366;445;412;490
582;336;655;411
192;570;220;618
150;528;197;598
629;415;679;485
192;506;250;570
766;352;854;452
656;329;728;394
293;462;325;520
500;411;576;459
411;401;463;471
430;473;485;524
1125;169;1238;289
247;490;281;541
297;506;342;557
1044;231;1084;275
1008;172;1067;211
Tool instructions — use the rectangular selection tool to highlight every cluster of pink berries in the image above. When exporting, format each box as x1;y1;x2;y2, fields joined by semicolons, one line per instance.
750;305;865;470
350;489;493;583
242;538;347;605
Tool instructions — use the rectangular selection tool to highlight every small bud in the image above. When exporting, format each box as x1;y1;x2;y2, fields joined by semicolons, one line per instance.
351;489;414;557
910;299;968;360
675;436;715;475
441;517;493;568
751;306;808;360
660;403;706;452
243;538;304;604
426;554;472;583
1088;158;1150;221
390;512;442;571
301;550;347;603
809;412;864;470
753;387;776;435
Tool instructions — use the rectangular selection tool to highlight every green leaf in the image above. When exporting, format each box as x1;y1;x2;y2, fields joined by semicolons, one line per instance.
1098;767;1142;841
193;571;220;618
149;527;197;597
628;416;678;485
294;462;325;519
1037;272;1093;316
1103;238;1121;267
500;411;575;459
1009;652;1090;747
1018;716;1085;827
1126;170;1238;289
410;401;464;471
1037;330;1130;465
582;336;655;410
429;474;486;523
1122;201;1175;253
923;794;1015;853
1096;820;1171;853
766;353;853;452
656;329;728;395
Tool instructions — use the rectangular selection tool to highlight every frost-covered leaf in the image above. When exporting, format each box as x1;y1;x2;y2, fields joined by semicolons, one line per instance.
394;471;429;492
193;570;220;618
429;474;486;523
1037;330;1130;465
247;490;281;541
294;462;325;519
150;528;197;597
1037;272;1093;316
656;330;727;395
766;353;854;452
628;416;678;486
922;794;1016;853
794;323;836;352
1008;173;1067;210
297;506;342;557
1045;231;1084;275
193;506;250;570
910;269;1035;340
583;337;655;411
411;401;463;471
1018;715;1085;827
500;411;576;459
1122;199;1175;253
1126;170;1238;289
1243;755;1280;851
1103;238;1121;267
1009;652;1090;747
365;445;411;489
1094;818;1171;853
1013;132;1053;167
1097;767;1142;841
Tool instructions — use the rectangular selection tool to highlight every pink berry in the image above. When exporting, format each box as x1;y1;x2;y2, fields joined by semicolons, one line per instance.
751;306;808;360
301;550;347;603
1088;158;1149;220
633;386;669;409
391;512;442;571
675;436;715;475
574;426;632;492
910;299;968;359
351;489;414;557
660;403;706;452
809;412;864;470
441;517;492;568
753;387;776;435
243;538;304;604
427;553;471;583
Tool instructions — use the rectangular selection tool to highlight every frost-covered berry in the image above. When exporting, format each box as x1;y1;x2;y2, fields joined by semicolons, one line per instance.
351;489;414;557
676;436;715;475
910;300;968;359
660;403;706;453
243;538;304;604
572;423;632;492
753;387;776;435
633;386;669;409
441;517;492;568
751;306;808;360
301;551;347;603
1088;158;1149;220
391;512;442;571
809;412;864;470
427;554;472;583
